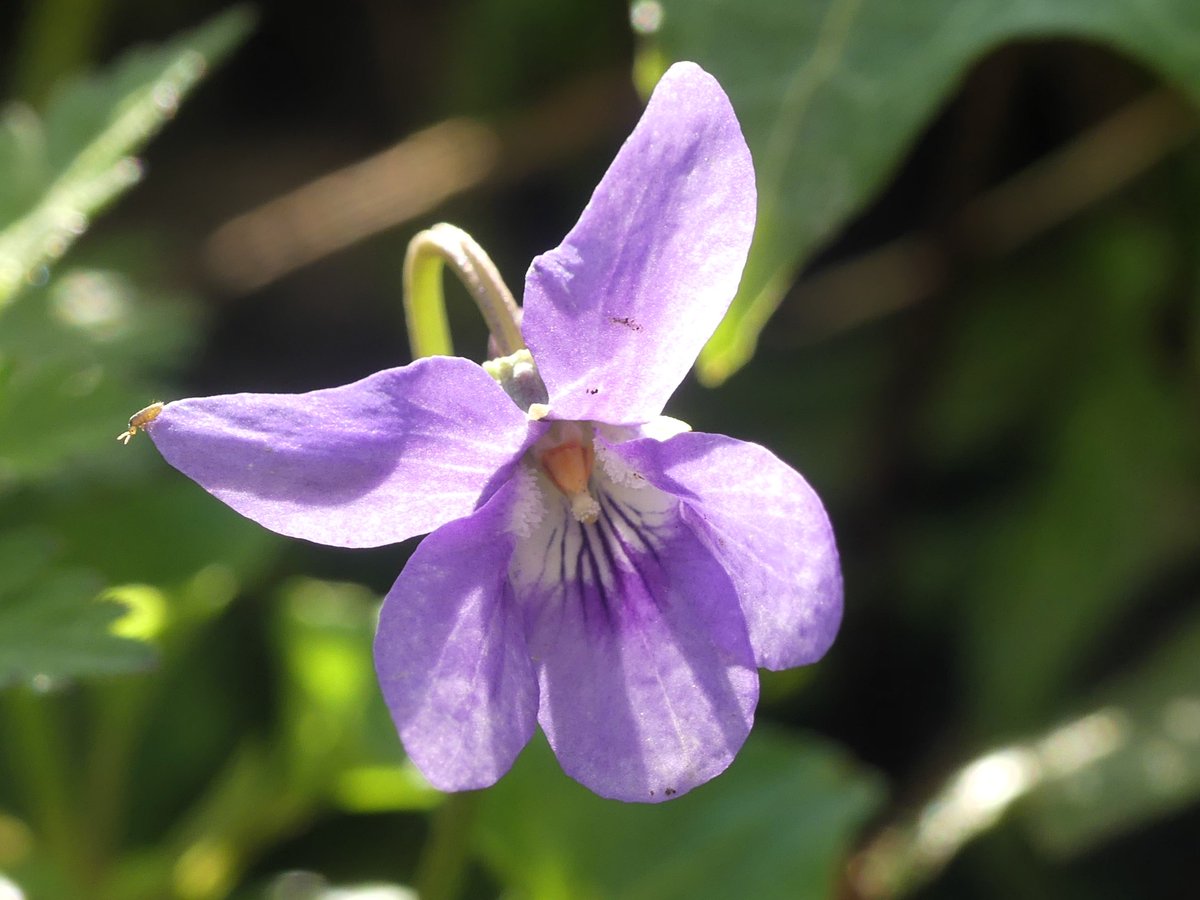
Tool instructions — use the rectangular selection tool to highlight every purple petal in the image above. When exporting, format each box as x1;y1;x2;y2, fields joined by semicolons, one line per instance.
522;62;756;425
149;357;538;548
610;433;842;670
512;487;758;802
374;479;537;791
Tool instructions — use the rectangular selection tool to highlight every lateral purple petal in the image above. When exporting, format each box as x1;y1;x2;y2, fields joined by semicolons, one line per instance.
149;357;536;548
374;480;537;791
515;502;758;802
522;61;756;424
610;433;843;670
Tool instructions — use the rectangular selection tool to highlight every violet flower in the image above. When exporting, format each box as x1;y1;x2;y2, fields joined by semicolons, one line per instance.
142;63;841;802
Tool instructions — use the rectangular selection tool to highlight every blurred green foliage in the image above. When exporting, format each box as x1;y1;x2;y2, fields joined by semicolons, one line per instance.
478;729;882;900
930;217;1199;732
0;1;1197;899
0;7;253;308
0;530;151;684
654;0;1200;383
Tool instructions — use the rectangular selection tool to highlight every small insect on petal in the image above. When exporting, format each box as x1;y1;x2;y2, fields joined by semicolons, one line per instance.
117;401;164;445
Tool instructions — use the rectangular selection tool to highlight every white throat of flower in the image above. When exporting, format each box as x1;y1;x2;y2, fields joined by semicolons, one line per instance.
508;435;676;602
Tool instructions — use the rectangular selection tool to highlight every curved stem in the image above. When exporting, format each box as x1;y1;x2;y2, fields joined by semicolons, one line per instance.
402;223;524;360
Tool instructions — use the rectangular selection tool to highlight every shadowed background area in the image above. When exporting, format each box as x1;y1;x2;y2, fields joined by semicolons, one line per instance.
0;1;1197;898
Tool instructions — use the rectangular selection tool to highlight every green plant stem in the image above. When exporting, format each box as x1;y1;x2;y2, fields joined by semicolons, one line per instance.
413;791;482;900
402;223;524;360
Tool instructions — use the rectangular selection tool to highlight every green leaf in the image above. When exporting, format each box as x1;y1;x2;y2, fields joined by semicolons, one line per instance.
477;729;883;900
0;6;254;308
0;530;154;686
654;0;1200;382
0;261;197;484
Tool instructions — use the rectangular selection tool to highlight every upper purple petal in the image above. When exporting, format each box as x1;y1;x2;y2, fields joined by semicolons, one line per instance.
149;356;538;548
609;432;843;670
511;481;758;802
374;479;538;791
522;62;756;425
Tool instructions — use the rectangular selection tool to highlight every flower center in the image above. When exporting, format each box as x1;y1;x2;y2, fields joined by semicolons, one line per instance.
535;422;600;524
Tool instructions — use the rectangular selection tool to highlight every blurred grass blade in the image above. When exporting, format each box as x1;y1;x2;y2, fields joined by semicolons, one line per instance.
652;0;1200;383
1021;606;1200;855
0;7;254;309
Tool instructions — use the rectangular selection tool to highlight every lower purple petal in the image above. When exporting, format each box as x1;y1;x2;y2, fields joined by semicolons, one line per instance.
374;480;537;791
611;432;843;670
515;493;757;802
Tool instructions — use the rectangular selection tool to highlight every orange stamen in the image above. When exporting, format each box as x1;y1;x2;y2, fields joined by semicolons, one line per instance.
540;442;594;496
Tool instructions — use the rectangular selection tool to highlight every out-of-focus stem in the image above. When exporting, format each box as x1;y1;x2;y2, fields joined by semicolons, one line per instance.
402;223;524;360
413;790;481;900
847;704;1135;899
85;682;155;875
848;745;1039;899
202;70;631;294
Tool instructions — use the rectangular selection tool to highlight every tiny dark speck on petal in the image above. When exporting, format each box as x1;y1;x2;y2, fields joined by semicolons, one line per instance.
586;387;599;395
664;787;677;796
609;315;643;331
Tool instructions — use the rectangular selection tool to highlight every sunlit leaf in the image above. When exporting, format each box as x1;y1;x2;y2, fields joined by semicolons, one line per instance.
0;262;196;483
477;729;883;900
275;578;382;785
654;0;1200;382
332;764;440;814
0;6;254;307
274;578;431;811
0;530;154;686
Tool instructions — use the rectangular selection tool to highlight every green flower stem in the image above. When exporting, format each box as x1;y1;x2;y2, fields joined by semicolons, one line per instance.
413;790;482;900
402;223;524;360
